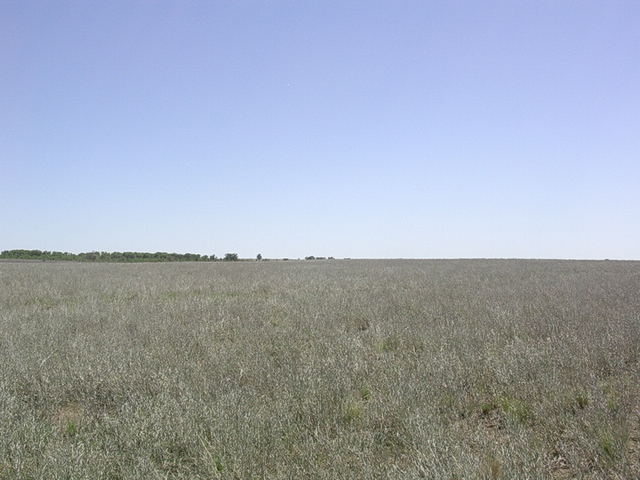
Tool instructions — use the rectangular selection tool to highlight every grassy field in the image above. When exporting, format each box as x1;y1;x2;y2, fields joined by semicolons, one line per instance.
1;259;639;479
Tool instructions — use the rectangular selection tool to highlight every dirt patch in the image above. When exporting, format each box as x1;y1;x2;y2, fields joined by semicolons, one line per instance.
549;451;572;478
52;403;85;435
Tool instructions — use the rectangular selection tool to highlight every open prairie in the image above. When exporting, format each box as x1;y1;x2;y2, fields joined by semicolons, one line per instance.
1;259;639;479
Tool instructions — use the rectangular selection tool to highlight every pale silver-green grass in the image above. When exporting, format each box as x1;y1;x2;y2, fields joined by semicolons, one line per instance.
1;259;638;479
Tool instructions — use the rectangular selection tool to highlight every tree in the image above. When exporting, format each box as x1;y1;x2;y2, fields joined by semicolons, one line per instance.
224;253;238;261
85;251;99;261
256;253;262;261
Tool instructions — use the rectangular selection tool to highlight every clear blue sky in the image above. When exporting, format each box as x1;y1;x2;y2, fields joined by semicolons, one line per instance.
2;1;639;259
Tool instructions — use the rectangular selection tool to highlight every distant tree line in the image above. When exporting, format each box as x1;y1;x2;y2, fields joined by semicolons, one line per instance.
0;250;339;262
0;250;244;263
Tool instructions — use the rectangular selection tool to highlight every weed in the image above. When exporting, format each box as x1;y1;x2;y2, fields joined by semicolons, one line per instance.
500;396;534;426
599;430;616;459
359;386;371;401
341;396;365;424
374;335;400;353
576;394;589;410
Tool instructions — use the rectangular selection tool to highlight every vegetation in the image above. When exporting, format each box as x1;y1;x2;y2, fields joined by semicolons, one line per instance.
0;259;638;478
0;249;216;262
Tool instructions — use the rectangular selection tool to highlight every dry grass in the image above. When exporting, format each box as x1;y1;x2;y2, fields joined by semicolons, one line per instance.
1;259;639;478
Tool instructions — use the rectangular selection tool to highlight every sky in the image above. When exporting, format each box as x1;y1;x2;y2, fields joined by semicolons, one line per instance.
1;1;639;259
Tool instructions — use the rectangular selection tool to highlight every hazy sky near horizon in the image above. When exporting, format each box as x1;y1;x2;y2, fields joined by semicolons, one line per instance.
2;1;639;259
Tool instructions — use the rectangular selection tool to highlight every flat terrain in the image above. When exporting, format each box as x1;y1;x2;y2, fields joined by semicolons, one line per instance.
1;259;639;479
